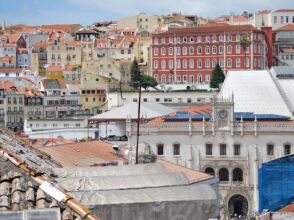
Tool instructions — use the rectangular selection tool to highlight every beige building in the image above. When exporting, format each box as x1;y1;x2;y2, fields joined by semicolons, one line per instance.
31;42;48;77
24;87;44;120
47;38;82;67
117;13;161;33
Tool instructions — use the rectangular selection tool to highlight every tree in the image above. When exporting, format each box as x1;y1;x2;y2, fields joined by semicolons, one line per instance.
140;75;158;89
130;57;140;82
240;34;251;70
210;63;225;89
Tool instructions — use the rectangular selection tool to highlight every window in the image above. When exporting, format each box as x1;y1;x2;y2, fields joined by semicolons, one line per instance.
212;59;217;67
162;37;166;44
227;34;232;42
177;37;181;44
157;144;164;155
189;46;194;55
197;74;202;83
154;60;158;69
183;36;187;43
176;47;181;55
183;75;187;82
236;58;241;68
189;75;194;83
284;144;291;155
220;144;227;155
205;46;210;54
205;59;210;68
219;168;229;181
197;46;202;54
161;60;166;69
161;47;166;55
173;143;180;155
189;36;194;43
169;75;173;83
154;37;158;44
154;48;158;56
227;45;232;54
176;60;181;69
197;36;202;43
234;144;241;155
156;98;160;102
183;59;187;69
197;59;202;68
169;37;173;44
161;74;166;83
212;46;217;54
233;168;243;182
205;167;215;176
205;74;210;83
236;34;240;41
227;58;232;68
212;34;217;42
274;16;277;24
206;143;213;155
219;35;224;42
281;16;284;24
205;35;210;42
236;45;241;53
267;144;274;155
245;58;250;68
219;45;223;54
168;47;173;55
183;46;187;55
169;60;173;69
189;59;194;68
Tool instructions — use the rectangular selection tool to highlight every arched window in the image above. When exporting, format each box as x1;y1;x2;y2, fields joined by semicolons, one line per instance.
227;45;232;53
205;167;215;176
157;143;164;156
183;46;187;55
183;59;188;69
189;46;194;55
197;74;202;83
176;47;181;55
205;46;210;54
154;60;158;69
233;168;243;182
168;47;173;55
161;60;166;69
236;58;241;68
219;168;229;181
197;46;202;54
169;60;173;69
154;48;158;56
183;36;187;43
212;46;217;54
190;36;194;43
189;59;194;68
219;45;223;54
161;47;166;55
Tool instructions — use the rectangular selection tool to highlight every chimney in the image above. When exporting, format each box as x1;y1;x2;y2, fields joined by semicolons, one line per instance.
1;19;5;31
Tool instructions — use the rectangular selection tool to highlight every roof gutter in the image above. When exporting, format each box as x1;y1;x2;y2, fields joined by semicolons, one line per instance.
0;148;100;220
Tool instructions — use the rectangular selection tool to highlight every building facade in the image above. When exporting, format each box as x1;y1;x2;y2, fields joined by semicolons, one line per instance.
128;97;294;218
151;25;268;84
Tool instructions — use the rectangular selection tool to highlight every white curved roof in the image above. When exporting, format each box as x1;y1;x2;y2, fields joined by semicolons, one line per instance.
90;102;174;120
219;70;292;117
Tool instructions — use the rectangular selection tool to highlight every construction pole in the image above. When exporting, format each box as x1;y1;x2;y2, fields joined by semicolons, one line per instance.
135;84;142;164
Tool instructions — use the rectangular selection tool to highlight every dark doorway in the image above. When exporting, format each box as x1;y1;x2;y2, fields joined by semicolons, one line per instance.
228;194;248;217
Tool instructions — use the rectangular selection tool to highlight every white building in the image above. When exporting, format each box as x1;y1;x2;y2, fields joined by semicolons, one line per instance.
128;70;294;218
89;102;174;138
252;9;294;30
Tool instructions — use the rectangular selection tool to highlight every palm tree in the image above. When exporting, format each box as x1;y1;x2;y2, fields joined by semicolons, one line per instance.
240;34;251;70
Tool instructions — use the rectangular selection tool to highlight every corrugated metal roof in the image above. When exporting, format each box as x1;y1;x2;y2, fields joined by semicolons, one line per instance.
219;70;292;117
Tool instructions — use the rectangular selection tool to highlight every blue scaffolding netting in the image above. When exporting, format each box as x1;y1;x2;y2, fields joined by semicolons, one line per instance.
258;154;294;212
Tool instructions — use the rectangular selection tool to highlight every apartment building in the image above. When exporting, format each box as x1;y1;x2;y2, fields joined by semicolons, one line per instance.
24;87;44;120
151;25;269;84
31;42;48;76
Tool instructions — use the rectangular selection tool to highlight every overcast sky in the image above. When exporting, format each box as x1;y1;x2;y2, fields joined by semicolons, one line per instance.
0;0;293;26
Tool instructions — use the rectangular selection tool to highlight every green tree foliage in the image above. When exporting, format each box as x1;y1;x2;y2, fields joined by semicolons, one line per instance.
130;57;140;82
130;58;158;89
210;63;225;89
240;34;251;70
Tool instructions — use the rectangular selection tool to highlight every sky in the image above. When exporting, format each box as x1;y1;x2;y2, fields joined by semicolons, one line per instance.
0;0;293;26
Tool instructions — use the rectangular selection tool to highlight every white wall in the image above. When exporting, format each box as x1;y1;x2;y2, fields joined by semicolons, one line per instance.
99;121;126;137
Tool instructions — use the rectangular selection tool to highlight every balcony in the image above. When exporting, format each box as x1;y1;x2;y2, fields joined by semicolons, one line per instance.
7;110;24;115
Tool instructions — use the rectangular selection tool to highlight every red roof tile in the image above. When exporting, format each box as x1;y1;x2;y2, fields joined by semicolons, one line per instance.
154;25;259;36
39;140;127;167
276;24;294;31
47;65;63;72
275;9;294;13
279;203;294;212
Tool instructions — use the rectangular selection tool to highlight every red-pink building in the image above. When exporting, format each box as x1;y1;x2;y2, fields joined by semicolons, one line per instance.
151;25;269;84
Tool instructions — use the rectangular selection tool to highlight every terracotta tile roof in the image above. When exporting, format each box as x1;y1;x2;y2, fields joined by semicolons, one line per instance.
0;56;15;63
32;41;48;47
200;21;230;27
0;34;21;44
275;9;294;13
157;159;213;183
0;68;23;73
64;64;80;71
276;24;294;31
154;25;259;36
232;16;249;22
65;40;81;47
279;202;294;212
47;65;63;72
40;24;82;33
41;79;67;90
39;140;127;167
17;48;28;53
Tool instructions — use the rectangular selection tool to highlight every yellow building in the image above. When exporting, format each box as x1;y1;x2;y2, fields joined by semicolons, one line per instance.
45;65;63;79
31;42;48;77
